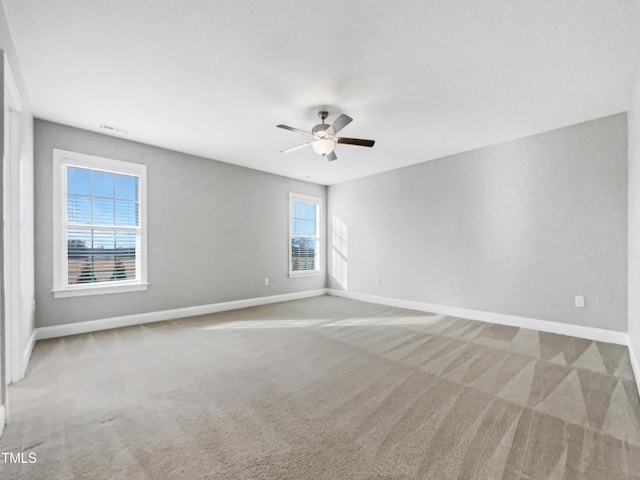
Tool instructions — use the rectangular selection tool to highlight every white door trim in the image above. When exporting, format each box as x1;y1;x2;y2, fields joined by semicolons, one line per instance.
3;53;24;387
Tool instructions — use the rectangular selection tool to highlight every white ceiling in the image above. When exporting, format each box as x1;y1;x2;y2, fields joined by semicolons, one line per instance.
4;0;640;185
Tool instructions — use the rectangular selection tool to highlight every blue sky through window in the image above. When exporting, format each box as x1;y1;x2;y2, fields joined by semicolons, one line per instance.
93;171;114;197
67;167;138;226
292;200;316;236
67;167;91;195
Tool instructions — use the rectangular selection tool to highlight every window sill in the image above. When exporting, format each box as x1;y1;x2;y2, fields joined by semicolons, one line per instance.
289;271;322;278
53;282;149;298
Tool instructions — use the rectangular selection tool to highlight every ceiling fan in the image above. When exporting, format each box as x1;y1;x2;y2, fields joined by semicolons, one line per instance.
277;111;375;161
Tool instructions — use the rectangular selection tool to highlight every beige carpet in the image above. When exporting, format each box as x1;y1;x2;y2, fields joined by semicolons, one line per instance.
1;296;640;479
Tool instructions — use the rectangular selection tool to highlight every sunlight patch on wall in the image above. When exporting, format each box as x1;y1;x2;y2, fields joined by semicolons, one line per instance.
332;215;348;289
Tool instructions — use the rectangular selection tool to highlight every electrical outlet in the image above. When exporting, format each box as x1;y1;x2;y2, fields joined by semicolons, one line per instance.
264;277;269;286
575;295;584;308
376;277;381;286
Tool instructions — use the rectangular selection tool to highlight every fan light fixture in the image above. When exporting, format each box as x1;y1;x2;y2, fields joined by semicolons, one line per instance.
312;138;335;155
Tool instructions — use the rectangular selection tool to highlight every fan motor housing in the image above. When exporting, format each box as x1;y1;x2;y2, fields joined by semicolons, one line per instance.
311;123;331;138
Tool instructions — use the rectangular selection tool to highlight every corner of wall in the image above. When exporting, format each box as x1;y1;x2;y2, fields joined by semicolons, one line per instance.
627;60;640;398
324;183;330;289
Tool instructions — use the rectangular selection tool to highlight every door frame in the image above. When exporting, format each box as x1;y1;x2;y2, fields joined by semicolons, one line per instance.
3;53;23;391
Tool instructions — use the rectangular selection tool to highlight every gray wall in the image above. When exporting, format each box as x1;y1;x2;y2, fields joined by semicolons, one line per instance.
328;113;628;331
629;69;640;368
35;120;326;328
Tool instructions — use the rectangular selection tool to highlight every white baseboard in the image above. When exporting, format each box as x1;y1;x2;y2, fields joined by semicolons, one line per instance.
0;405;5;438
327;289;629;345
26;287;640;403
25;288;640;398
37;288;629;345
6;329;36;385
35;289;327;340
629;341;640;399
20;330;36;380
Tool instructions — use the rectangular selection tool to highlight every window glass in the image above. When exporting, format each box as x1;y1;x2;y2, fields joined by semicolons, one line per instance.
62;163;141;287
289;195;320;274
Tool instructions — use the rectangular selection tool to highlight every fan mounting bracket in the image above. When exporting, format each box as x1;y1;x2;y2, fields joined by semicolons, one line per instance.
318;110;329;123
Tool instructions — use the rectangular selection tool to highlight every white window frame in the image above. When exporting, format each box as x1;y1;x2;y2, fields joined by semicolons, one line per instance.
289;192;322;277
52;149;148;298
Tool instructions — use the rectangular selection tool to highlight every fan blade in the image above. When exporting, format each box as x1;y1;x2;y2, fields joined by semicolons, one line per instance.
327;114;353;135
276;124;314;137
281;142;311;153
326;151;338;161
336;137;375;147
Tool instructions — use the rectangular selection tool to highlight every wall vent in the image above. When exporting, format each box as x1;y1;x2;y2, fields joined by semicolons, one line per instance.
99;124;128;136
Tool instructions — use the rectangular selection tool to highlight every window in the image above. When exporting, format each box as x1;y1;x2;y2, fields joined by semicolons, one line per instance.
52;149;147;297
289;193;322;276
